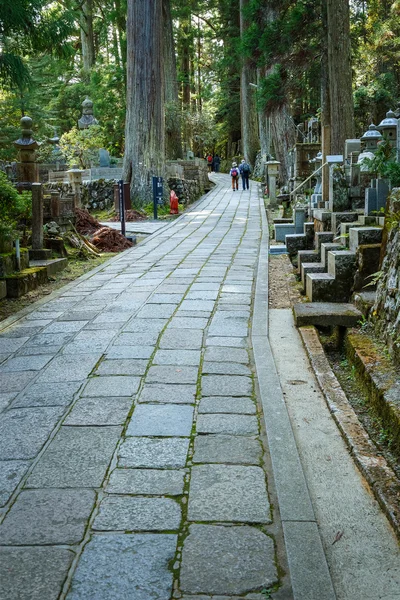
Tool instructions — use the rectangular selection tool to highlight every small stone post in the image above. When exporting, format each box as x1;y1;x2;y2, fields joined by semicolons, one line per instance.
67;167;84;208
50;191;61;218
31;183;45;255
266;160;281;206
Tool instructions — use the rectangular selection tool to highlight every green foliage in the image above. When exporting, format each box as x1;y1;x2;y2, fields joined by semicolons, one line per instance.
258;65;286;112
0;172;32;241
361;139;400;186
59;125;106;169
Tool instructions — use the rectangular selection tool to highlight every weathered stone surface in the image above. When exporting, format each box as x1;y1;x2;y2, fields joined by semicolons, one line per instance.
0;371;36;392
196;414;258;435
204;347;249;364
202;362;251;376
114;331;160;346
107;468;185;495
106;345;154;359
180;525;277;595
168;317;209;329
118;437;190;468
193;435;262;465
43;320;87;334
153;350;201;366
202;375;252;397
62;330;116;354
82;376;141;397
0;337;29;353
160;329;203;350
0;393;15;413
12;381;82;408
0;489;95;544
139;383;196;404
64;397;133;426
188;464;270;523
127;404;194;436
36;354;101;383
0;547;74;600
146;365;198;385
25;332;73;347
93;496;181;531
198;397;256;414
0;460;30;506
67;534;176;600
0;406;64;460
205;337;247;348
0;354;53;372
123;318;167;333
136;304;177;319
95;359;148;376
208;313;249;337
27;426;121;487
293;302;362;328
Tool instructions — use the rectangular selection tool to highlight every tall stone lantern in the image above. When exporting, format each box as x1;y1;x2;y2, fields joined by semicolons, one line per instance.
360;124;382;154
266;160;281;206
377;110;398;148
78;97;98;130
14;116;40;191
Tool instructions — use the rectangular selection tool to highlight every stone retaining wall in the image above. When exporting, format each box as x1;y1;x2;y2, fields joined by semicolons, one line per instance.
372;189;400;365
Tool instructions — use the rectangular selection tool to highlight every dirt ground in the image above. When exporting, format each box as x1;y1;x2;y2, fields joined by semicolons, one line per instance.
269;254;303;309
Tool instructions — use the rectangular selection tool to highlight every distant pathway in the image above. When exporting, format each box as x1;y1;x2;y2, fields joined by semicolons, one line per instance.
0;175;289;599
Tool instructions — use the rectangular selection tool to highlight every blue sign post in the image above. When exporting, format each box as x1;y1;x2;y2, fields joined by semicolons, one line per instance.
152;176;163;220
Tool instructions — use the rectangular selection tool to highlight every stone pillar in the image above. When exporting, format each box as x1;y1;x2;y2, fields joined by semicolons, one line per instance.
31;184;43;250
14;116;39;192
51;191;61;218
266;160;281;206
67;168;84;208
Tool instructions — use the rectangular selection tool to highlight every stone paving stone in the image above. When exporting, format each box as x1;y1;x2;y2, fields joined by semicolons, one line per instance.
204;347;249;363
150;293;184;304
0;392;16;413
82;376;141;397
58;310;100;321
118;437;190;468
26;426;121;488
185;290;219;301
127;404;194;436
17;344;62;357
64;397;132;426
177;310;212;318
0;354;54;372
26;310;63;320
136;304;177;319
202;375;252;396
95;359;148;376
156;284;189;293
190;283;220;291
139;383;196;404
196;414;259;435
107;468;185;495
0;460;30;506
12;381;82;408
193;435;262;465
0;353;11;364
168;317;209;329
25;332;73;347
198;396;256;414
93;496;181;531
43;320;88;334
146;365;198;385
160;329;203;350
202;362;251;376
66;534;176;600
153;350;201;366
113;331;160;346
0;371;36;392
0;547;74;600
0;489;95;545
106;345;155;359
61;330;116;354
36;354;101;383
1;326;45;338
179;300;215;312
208;316;248;337
205;336;247;348
0;406;64;460
122;318;167;333
188;464;270;523
180;524;277;595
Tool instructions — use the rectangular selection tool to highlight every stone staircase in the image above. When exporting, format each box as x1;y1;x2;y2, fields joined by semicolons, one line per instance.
285;222;314;256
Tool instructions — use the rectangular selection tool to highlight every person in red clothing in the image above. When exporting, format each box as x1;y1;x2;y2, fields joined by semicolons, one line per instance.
207;154;213;172
229;162;239;191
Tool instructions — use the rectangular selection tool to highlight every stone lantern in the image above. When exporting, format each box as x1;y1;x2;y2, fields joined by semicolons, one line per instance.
377;110;398;148
310;151;323;207
67;166;84;208
78;97;98;130
266;160;281;206
361;124;383;154
14;116;40;191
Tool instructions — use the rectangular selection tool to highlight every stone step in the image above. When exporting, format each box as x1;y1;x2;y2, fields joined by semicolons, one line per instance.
349;226;383;252
340;221;363;247
0;249;30;277
353;244;381;291
306;250;357;302
315;231;334;251
29;258;68;277
331;212;359;236
327;250;357;279
274;223;295;243
306;272;335;302
3;266;48;298
300;243;342;289
293;302;362;328
286;234;307;256
297;250;319;275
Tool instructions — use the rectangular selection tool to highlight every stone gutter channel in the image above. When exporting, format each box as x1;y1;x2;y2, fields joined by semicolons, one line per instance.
299;326;400;539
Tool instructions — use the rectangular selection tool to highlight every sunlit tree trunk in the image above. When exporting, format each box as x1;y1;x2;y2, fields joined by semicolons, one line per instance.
123;0;165;206
164;0;183;159
80;0;95;79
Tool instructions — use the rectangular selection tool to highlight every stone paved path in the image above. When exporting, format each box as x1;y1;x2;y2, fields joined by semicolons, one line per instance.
0;175;286;599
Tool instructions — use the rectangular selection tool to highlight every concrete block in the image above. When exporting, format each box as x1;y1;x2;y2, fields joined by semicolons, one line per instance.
331;212;359;236
28;249;52;261
5;267;48;298
286;234;307;256
297;250;319;274
293;302;362;328
354;244;382;291
315;232;334;251
349;227;383;252
274;223;295;242
29;258;68;277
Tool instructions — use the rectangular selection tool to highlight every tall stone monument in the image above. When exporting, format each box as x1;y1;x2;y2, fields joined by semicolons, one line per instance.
78;97;98;130
14;116;39;192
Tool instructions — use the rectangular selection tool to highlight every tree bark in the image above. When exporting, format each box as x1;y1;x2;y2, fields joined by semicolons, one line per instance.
326;0;354;153
80;0;95;79
123;0;165;206
257;68;270;163
321;0;331;201
163;0;183;159
239;0;259;166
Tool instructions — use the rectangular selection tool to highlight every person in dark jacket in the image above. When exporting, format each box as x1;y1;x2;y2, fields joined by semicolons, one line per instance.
214;154;221;173
239;159;251;190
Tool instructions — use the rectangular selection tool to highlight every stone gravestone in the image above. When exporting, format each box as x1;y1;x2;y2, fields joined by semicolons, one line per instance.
14;116;39;192
78;97;98;130
99;149;111;168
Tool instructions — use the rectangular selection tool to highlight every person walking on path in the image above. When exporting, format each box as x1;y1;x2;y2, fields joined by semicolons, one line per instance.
207;153;213;172
230;162;240;191
239;159;251;190
214;154;221;173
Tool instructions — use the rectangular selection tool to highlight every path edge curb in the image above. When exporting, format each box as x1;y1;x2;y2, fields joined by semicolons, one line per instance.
299;325;400;541
251;192;336;599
